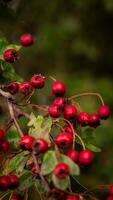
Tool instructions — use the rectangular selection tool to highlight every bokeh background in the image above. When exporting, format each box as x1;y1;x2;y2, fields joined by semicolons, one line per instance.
0;0;113;198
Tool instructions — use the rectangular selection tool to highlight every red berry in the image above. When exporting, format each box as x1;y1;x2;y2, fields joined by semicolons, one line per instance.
48;104;61;118
79;149;94;165
19;81;33;95
66;194;80;200
0;175;11;190
53;97;66;109
55;132;73;149
19;135;34;150
11;195;22;200
62;125;73;136
31;74;45;89
89;113;100;128
65;149;79;163
97;105;111;119
7;82;19;94
31;166;39;175
54;162;70;179
78;112;90;126
109;185;113;195
4;49;19;63
0;129;5;141
107;196;113;200
33;139;48;155
64;105;78;120
20;33;34;46
52;81;66;96
9;175;19;189
1;140;10;152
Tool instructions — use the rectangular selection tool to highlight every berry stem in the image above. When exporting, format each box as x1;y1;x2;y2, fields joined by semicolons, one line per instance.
0;191;11;199
0;88;14;100
69;92;104;105
48;75;56;81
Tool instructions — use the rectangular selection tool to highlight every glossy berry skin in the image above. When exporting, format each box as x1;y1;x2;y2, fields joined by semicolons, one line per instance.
9;175;19;189
97;105;111;119
65;149;79;163
11;195;22;200
53;97;66;109
48;104;61;118
109;185;113;195
4;49;19;63
31;74;45;89
20;33;34;46
66;194;80;200
55;132;73;149
54;162;70;179
79;149;94;165
64;105;78;120
0;175;11;190
107;196;113;200
1;140;10;152
89;113;100;128
7;82;19;94
0;129;5;141
19;135;34;150
62;125;73;136
19;81;33;95
52;80;66;96
33;139;48;155
78;112;90;126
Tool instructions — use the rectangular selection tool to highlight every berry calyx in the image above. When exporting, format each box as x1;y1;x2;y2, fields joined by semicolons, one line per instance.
9;175;19;189
1;140;10;152
78;112;90;126
55;132;73;149
0;175;11;190
97;105;111;119
0;129;5;141
109;185;113;195
52;80;66;96
89;113;100;128
48;104;61;118
32;138;48;155
31;74;45;89
19;135;34;150
54;162;70;179
65;149;79;163
79;149;94;165
20;33;34;46
53;97;66;109
3;49;19;63
6;82;19;94
64;105;78;120
19;81;33;95
66;194;80;200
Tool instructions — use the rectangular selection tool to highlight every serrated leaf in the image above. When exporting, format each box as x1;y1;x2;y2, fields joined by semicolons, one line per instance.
52;174;69;190
41;151;58;175
0;38;8;54
6;44;22;51
60;154;80;176
19;171;34;191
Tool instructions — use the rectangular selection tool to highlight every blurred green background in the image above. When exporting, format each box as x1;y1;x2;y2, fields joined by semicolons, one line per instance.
0;0;113;198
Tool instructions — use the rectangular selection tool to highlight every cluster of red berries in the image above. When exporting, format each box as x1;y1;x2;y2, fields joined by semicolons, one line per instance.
50;188;80;200
0;128;10;152
107;185;113;200
0;174;19;191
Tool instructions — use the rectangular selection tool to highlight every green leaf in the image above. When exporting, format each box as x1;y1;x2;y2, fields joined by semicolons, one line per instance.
52;174;69;190
7;128;21;149
60;154;80;176
35;179;46;193
85;143;101;152
19;171;34;191
41;151;58;175
6;44;22;51
0;38;8;54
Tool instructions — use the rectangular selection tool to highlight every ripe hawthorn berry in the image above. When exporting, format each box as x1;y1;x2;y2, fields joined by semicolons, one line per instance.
48;104;61;118
0;129;5;141
9;175;19;189
32;138;48;155
7;82;19;94
20;33;34;46
66;194;80;200
54;162;70;179
62;125;73;136
19;135;34;150
52;80;66;96
79;149;94;165
78;112;90;126
97;105;111;119
4;49;19;63
53;97;66;109
31;74;45;89
64;105;78;120
1;140;10;152
11;195;22;200
89;113;100;128
0;175;11;190
65;149;79;163
107;196;113;200
109;185;113;195
19;81;33;95
55;132;73;149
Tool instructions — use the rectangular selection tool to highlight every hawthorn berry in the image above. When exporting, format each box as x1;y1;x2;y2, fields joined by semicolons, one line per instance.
3;49;19;63
48;104;61;118
64;105;78;120
97;105;111;119
1;140;10;152
109;185;113;195
20;33;34;46
19;81;33;95
52;80;66;96
62;125;73;136
66;194;80;200
32;138;48;155
53;97;66;109
79;149;94;165
0;175;11;190
0;129;5;141
55;132;73;149
9;175;19;189
65;149;79;163
7;82;19;94
89;113;100;128
31;74;45;89
11;195;22;200
107;196;113;200
54;162;70;179
78;112;90;126
19;135;34;150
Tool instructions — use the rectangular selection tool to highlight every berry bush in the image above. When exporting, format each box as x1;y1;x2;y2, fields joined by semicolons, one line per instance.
0;34;112;200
